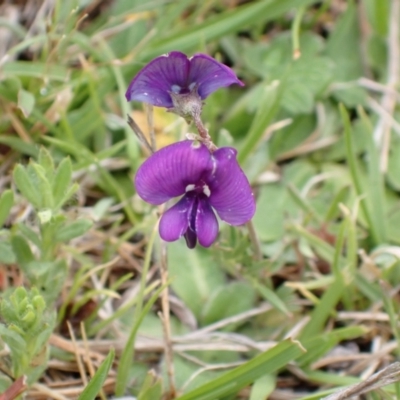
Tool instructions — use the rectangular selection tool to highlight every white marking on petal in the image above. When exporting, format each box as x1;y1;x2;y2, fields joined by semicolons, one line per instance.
189;82;196;90
203;185;211;197
185;184;195;192
210;157;217;175
143;92;148;96
171;84;181;93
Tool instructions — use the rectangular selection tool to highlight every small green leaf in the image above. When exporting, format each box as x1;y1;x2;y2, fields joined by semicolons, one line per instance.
340;104;380;244
17;88;35;117
54;219;93;243
0;189;14;227
137;371;162;400
0;76;21;102
0;136;38;157
249;375;276;400
202;282;256;326
251;279;291;316
31;164;54;210
0;242;16;264
0;324;26;351
11;234;35;267
168;241;225;319
53;157;73;210
282;81;314;114
38;147;55;177
17;223;42;248
78;349;114;400
13;164;42;209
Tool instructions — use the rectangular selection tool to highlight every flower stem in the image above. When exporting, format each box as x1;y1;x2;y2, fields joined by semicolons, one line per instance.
193;113;217;152
247;220;262;261
159;238;176;398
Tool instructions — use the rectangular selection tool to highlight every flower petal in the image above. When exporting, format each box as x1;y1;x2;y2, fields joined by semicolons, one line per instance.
195;195;219;247
135;140;212;205
159;195;193;242
184;228;197;249
208;147;255;225
125;52;190;107
189;54;244;99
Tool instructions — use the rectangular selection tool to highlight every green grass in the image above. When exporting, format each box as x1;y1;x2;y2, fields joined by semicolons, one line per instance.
0;0;400;399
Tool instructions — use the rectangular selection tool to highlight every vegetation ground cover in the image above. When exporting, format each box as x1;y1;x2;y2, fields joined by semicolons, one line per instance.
1;0;400;399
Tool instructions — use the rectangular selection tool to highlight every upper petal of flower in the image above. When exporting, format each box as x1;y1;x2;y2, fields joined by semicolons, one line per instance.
195;195;219;247
159;194;193;242
135;141;212;205
208;147;255;225
189;54;244;100
125;52;190;107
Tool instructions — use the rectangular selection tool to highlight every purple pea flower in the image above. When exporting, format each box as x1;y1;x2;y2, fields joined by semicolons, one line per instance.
125;51;244;119
135;140;255;248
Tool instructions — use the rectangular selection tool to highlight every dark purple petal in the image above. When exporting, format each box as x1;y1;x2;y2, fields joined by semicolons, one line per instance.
184;228;197;249
125;52;190;107
189;54;244;99
208;147;255;225
195;196;219;247
135;141;212;205
159;195;193;242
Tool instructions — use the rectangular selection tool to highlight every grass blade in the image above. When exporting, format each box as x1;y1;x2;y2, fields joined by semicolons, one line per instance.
77;349;115;400
176;338;305;400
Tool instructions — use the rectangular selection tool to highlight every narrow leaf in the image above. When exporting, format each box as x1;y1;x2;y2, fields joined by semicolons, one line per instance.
38;147;55;177
238;81;282;164
77;349;114;400
31;164;54;210
340;104;378;244
176;339;305;400
54;219;93;243
0;189;14;227
11;234;35;267
17;88;35;118
13;164;41;209
52;157;73;209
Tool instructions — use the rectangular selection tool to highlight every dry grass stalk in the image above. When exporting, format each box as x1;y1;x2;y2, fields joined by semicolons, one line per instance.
322;362;400;400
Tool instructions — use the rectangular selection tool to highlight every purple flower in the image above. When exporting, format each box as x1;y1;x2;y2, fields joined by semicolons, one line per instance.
135;140;255;248
125;51;244;109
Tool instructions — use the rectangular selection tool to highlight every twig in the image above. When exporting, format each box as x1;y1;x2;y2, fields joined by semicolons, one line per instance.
30;383;69;400
126;114;154;155
367;96;400;137
80;323;107;400
0;376;27;400
180;303;272;339
67;321;88;387
373;0;400;172
322;362;400;400
145;104;157;151
358;77;400;101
